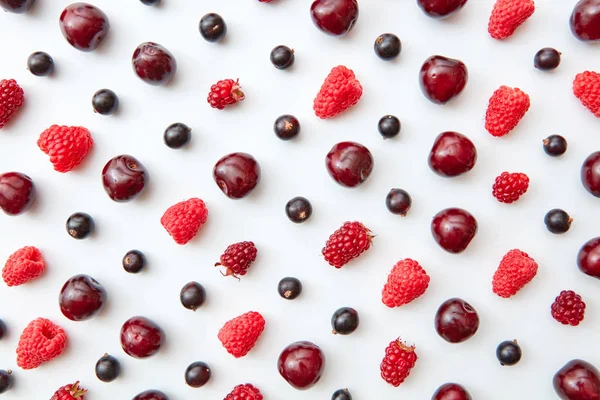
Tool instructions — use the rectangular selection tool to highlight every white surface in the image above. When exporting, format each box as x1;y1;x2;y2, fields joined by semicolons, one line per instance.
1;0;600;399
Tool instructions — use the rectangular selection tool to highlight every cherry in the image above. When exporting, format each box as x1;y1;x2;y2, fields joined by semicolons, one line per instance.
553;359;600;400
432;383;473;400
132;42;177;86
570;0;600;42
278;341;325;390
417;0;468;19
577;237;600;280
435;298;479;343
581;151;600;197
0;370;12;394
326;141;374;188
120;316;164;359
0;172;35;216
102;155;148;202
431;208;477;253
213;152;261;199
59;274;107;321
428;131;477;177
310;0;359;36
419;55;468;104
59;3;110;52
0;0;35;13
133;390;169;400
185;361;211;388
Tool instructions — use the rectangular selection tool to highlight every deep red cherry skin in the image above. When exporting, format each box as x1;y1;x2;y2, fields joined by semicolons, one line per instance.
435;298;479;343
417;0;468;19
59;3;109;52
326;142;374;188
132;42;177;86
570;0;600;42
0;172;35;216
431;208;477;253
310;0;359;36
213;152;261;199
581;151;600;197
133;390;169;400
102;155;148;202
577;237;600;279
121;316;164;359
278;341;325;390
554;359;600;400
59;274;106;321
428;131;477;177
419;55;468;104
0;0;34;13
432;382;473;400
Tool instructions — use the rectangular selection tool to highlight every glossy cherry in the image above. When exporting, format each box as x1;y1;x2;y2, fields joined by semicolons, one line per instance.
213;152;261;199
278;341;325;390
59;274;107;321
553;359;600;400
326;142;374;188
435;298;479;343
431;208;477;253
59;3;110;52
102;155;148;202
120;316;164;358
581;151;600;197
133;390;169;400
570;0;600;42
310;0;359;36
428;131;477;177
0;172;35;216
417;0;468;18
0;0;34;13
132;42;177;86
577;237;600;279
419;55;468;104
432;383;473;400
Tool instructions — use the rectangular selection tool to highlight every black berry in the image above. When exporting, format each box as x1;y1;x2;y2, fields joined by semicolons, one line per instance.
140;0;160;5
27;52;54;77
386;188;412;216
185;361;211;388
285;196;312;223
66;212;95;239
496;340;522;366
164;123;191;149
534;48;561;71
0;370;12;394
378;115;401;139
274;115;300;140
199;13;227;42
543;135;567;157
544;209;572;234
332;388;352;400
123;250;146;273
278;277;302;300
92;89;119;115
270;45;295;69
95;354;121;382
374;33;401;60
180;282;206;311
0;319;5;340
331;307;359;335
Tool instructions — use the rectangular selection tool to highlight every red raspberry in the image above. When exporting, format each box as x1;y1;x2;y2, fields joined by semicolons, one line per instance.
16;318;67;370
218;311;265;358
215;241;257;279
207;79;245;109
492;172;529;204
382;259;430;308
488;0;535;39
322;221;373;268
2;246;46;287
0;79;24;129
492;249;538;298
551;290;586;326
224;384;263;400
313;65;363;119
573;71;600;118
485;86;530;137
37;125;94;172
161;198;208;245
380;338;418;387
51;382;87;400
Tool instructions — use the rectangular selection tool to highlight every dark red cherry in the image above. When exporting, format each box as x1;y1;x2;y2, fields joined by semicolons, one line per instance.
326;141;374;188
278;341;325;390
59;3;110;52
213;152;261;199
120;316;164;359
554;359;600;400
431;208;477;253
419;55;468;104
435;298;479;343
577;237;600;280
417;0;468;19
0;172;35;216
132;42;177;86
581;151;600;197
310;0;359;36
59;274;106;321
570;0;600;42
133;390;169;400
102;155;148;202
428;131;477;177
432;382;473;400
0;0;34;13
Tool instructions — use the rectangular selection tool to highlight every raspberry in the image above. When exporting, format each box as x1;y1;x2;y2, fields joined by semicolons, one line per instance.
16;318;67;370
485;86;530;137
224;384;263;400
313;65;363;119
492;249;538;298
382;259;430;308
488;0;535;40
51;382;87;400
551;290;586;326
218;311;265;358
0;79;24;129
380;338;418;387
2;246;46;287
161;198;208;245
322;221;373;268
573;71;600;118
37;125;94;172
215;241;257;279
492;172;529;204
207;79;245;109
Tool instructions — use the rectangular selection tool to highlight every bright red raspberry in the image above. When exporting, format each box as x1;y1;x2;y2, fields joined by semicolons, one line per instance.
380;338;418;387
218;311;265;358
382;259;430;308
51;382;87;400
492;249;538;298
573;71;600;118
313;65;363;119
215;241;257;279
551;290;586;326
37;125;94;172
161;198;208;245
488;0;535;39
2;246;46;287
16;318;67;370
207;79;245;109
492;172;529;204
322;221;373;268
224;384;263;400
0;79;24;129
485;86;530;137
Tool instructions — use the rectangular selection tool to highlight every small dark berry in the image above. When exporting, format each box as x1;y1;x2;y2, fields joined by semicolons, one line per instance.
274;115;300;140
164;123;191;149
66;212;95;239
199;13;227;42
331;307;359;335
534;48;561;71
278;277;302;300
140;0;160;5
0;370;12;394
0;319;6;340
92;89;119;115
270;45;295;69
386;188;412;216
185;361;211;388
374;33;402;60
285;196;312;223
544;209;572;234
378;115;401;139
543;135;567;157
123;250;146;273
27;52;54;77
180;282;206;311
332;388;352;400
95;354;121;382
496;340;522;366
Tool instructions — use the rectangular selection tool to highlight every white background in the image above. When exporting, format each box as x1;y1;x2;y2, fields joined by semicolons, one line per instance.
1;0;600;399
